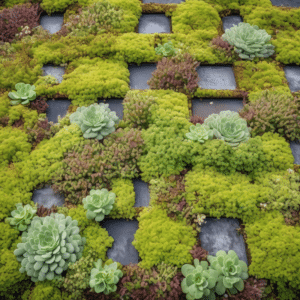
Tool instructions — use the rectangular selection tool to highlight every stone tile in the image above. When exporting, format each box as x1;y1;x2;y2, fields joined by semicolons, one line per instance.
270;0;300;7
138;14;171;34
97;99;124;120
42;65;65;84
32;184;64;209
40;14;64;34
142;0;185;3
192;99;244;120
199;218;248;265
133;178;150;207
222;16;243;32
197;65;236;90
290;140;300;165
101;219;140;265
46;99;71;124
128;63;157;89
283;66;300;92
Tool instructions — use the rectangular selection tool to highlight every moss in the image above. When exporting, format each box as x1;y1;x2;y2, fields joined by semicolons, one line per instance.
40;0;76;15
0;222;20;251
68;204;94;231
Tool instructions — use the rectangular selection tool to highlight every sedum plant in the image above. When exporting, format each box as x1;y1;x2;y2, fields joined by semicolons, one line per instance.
5;203;37;232
155;40;178;57
8;83;37;105
82;189;116;222
181;258;218;300
69;103;119;140
89;258;123;295
222;22;275;60
185;123;214;143
204;111;251;147
13;213;86;282
207;250;249;296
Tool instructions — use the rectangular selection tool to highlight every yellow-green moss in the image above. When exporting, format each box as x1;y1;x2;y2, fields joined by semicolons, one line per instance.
40;0;76;15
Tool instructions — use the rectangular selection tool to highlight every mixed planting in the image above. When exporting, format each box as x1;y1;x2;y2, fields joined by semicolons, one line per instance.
0;0;300;299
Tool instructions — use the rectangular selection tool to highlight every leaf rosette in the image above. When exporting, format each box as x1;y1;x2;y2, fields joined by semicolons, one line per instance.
8;82;37;105
185;123;214;143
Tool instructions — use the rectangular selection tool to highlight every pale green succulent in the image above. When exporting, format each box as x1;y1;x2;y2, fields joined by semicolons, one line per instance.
5;203;37;231
90;258;123;295
82;189;116;222
204;111;251;147
185;123;214;143
181;259;218;300
14;213;86;282
207;250;249;296
69;103;119;140
8;82;37;105
155;41;178;57
222;22;275;60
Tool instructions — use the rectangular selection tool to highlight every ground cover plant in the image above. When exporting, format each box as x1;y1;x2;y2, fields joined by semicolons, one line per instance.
0;0;300;299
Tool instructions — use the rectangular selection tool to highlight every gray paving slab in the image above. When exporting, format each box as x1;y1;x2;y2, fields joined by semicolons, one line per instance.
222;16;243;32
98;99;124;120
271;0;300;7
128;63;157;89
138;14;171;34
40;14;64;34
32;184;65;209
283;66;300;92
42;65;65;84
46;99;71;124
133;178;150;207
290;140;300;164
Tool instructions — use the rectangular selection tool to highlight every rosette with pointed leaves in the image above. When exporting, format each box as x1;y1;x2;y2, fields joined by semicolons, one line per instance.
82;189;116;222
69;103;119;140
207;250;249;296
13;213;86;282
181;258;218;300
89;258;123;295
8;82;37;105
222;22;275;60
185;123;214;143
5;203;37;231
204;111;251;147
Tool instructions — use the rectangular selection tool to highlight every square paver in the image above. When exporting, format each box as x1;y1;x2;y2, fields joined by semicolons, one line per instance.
197;65;236;90
32;185;65;209
138;14;171;34
192;99;244;120
42;65;65;84
101;219;140;265
199;218;248;265
40;14;64;34
97;99;124;120
290;140;300;165
128;63;157;89
46;99;71;124
133;178;150;207
283;66;300;92
222;16;243;32
270;0;300;7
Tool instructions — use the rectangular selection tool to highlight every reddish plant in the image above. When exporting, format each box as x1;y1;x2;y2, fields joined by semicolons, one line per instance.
211;35;234;57
12;117;25;129
0;3;42;43
30;97;49;114
190;115;204;125
0;116;9;126
35;203;58;218
189;240;209;262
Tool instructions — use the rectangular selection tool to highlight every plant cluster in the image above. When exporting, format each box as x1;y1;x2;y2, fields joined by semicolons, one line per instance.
147;52;200;98
239;89;300;141
0;41;16;63
8;82;37;105
185;123;214;144
14;213;86;282
0;3;42;43
222;22;275;60
29;97;49;114
210;36;235;58
155;40;178;57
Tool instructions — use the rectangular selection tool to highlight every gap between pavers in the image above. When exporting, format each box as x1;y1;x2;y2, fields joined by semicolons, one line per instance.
40;13;64;34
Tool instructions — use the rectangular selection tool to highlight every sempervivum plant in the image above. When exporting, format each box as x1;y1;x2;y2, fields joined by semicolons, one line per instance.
82;189;116;222
5;203;37;231
69;103;119;140
185;123;214;143
204;111;251;147
222;22;275;60
207;250;249;296
14;213;86;282
8;82;37;105
181;259;218;300
90;258;123;294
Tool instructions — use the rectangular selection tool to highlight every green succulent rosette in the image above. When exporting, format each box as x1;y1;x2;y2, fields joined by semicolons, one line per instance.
5;203;37;231
204;111;251;147
185;123;214;143
14;213;86;282
207;250;249;296
155;41;178;57
69;103;119;140
181;259;218;300
90;258;123;294
82;189;116;222
8;82;37;105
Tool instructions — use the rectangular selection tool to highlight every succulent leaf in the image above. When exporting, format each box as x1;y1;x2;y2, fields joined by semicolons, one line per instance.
8;82;37;105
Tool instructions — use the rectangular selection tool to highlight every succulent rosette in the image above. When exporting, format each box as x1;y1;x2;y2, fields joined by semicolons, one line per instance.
82;189;116;222
204;111;251;147
69;103;119;140
5;203;37;231
13;213;86;282
207;250;249;296
90;258;123;294
185;123;214;143
8;82;37;105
